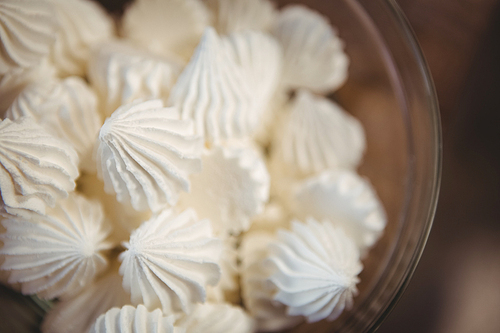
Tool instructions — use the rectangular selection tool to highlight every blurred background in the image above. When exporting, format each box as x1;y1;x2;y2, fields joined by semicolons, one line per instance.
378;0;500;332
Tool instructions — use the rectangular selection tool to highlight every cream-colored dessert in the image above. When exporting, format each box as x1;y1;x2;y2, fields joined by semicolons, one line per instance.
0;193;112;299
88;41;183;117
96;99;202;212
0;117;78;214
119;208;221;314
6;76;103;173
273;5;349;94
0;0;58;74
91;304;176;333
0;1;389;332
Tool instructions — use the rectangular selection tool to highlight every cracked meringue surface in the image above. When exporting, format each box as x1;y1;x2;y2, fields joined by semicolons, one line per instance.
119;208;221;314
96;99;202;212
0;0;59;74
0;193;112;299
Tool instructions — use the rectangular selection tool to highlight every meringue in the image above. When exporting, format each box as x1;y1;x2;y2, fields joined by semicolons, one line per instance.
0;193;112;299
49;0;115;77
207;0;277;35
88;41;183;118
122;0;210;60
6;76;102;173
0;58;57;115
240;231;303;332
0;0;59;74
268;218;362;322
207;236;239;304
96;99;202;212
223;31;282;131
42;267;131;333
273;5;349;94
168;28;255;143
176;303;255;333
289;169;387;252
272;90;365;176
119;208;221;314
0;117;78;214
91;304;175;333
178;143;270;236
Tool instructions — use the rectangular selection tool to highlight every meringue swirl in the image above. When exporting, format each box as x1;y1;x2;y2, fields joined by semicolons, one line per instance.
0;117;78;214
96;99;202;212
119;208;221;314
0;0;59;74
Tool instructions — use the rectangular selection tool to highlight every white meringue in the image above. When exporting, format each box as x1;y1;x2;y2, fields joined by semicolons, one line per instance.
207;0;277;35
0;0;59;74
178;143;270;236
6;77;102;173
0;193;112;299
168;28;255;143
119;208;221;314
272;90;365;176
88;41;183;118
273;5;349;94
41;267;131;333
207;236;239;304
176;303;255;333
0;117;78;214
122;0;210;60
91;304;175;333
240;231;303;332
289;169;387;252
223;31;282;131
49;0;115;77
268;218;362;323
96;99;202;212
249;201;289;234
0;58;57;115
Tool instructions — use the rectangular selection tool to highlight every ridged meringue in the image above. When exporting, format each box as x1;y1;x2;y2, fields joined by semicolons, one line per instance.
178;143;270;236
119;208;221;313
272;5;349;94
0;117;78;214
6;77;102;173
289;169;387;252
176;303;255;333
41;267;131;333
240;231;303;332
223;31;282;131
91;304;175;333
272;90;365;176
0;193;112;299
268;218;362;323
0;0;59;74
207;0;277;35
49;0;115;77
88;41;183;118
0;58;57;116
96;99;202;212
207;236;239;304
122;0;210;60
168;28;255;143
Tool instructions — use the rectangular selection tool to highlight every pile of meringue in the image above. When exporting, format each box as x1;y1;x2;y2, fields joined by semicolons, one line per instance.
0;0;387;332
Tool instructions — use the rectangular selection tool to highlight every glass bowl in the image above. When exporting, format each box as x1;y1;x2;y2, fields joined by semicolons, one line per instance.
0;0;441;332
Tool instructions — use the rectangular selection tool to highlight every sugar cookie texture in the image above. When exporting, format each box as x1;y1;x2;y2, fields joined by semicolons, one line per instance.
0;0;388;332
